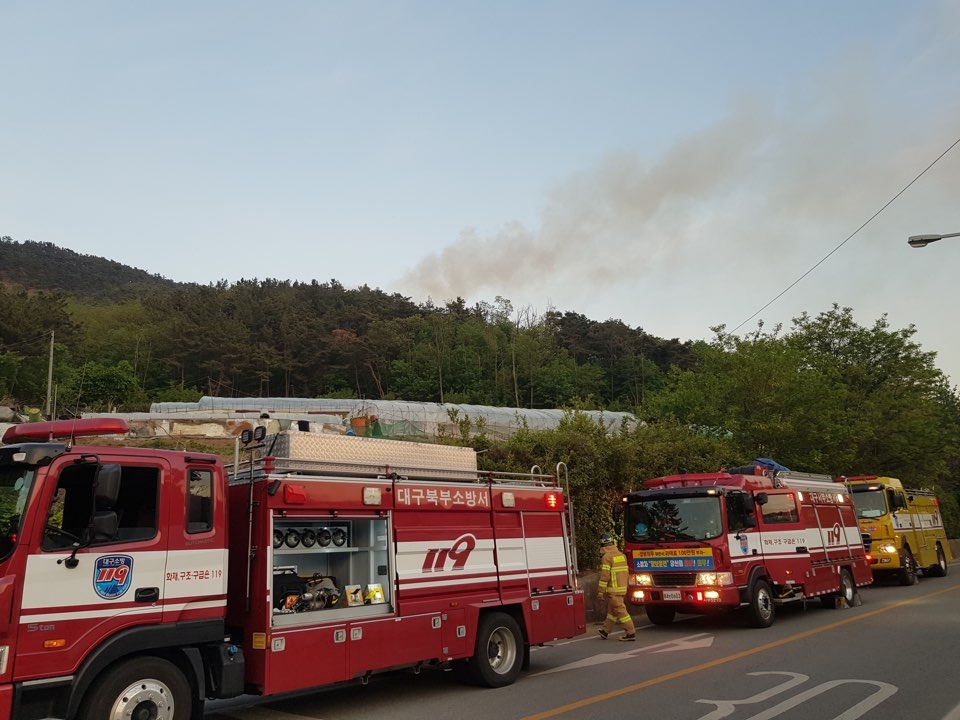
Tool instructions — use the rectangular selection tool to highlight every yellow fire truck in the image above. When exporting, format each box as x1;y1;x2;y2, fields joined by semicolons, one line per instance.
841;475;952;585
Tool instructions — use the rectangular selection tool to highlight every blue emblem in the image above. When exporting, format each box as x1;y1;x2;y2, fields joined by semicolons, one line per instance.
94;555;133;599
739;535;750;555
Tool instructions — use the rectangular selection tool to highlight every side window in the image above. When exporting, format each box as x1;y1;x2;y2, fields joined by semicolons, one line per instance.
43;465;96;550
725;493;753;530
760;493;800;524
43;486;80;550
115;467;159;542
187;469;213;534
43;464;159;549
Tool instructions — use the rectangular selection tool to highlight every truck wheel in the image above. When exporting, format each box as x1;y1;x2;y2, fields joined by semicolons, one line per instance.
466;612;524;688
928;545;948;578
898;548;918;586
644;604;676;625
80;656;192;720
821;568;855;608
747;579;775;628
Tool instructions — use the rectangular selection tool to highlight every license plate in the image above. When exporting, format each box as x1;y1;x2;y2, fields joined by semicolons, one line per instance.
662;590;681;601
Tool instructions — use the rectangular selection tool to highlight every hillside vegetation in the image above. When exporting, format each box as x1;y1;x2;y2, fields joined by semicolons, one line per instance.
0;236;187;301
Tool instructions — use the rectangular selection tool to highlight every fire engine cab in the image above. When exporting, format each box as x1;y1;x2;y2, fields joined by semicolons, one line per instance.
0;418;584;720
621;462;872;627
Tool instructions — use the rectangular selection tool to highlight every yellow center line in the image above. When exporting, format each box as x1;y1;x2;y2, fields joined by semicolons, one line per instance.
522;584;960;720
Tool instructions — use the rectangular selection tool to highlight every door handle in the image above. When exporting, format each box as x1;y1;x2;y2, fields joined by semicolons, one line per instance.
135;587;159;603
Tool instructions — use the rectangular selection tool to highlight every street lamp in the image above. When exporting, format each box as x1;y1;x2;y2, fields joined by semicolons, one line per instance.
907;232;960;248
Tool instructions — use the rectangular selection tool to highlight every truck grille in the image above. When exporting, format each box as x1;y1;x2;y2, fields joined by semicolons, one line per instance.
653;572;697;587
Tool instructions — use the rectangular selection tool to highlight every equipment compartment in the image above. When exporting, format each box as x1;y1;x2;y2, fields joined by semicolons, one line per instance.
271;516;391;626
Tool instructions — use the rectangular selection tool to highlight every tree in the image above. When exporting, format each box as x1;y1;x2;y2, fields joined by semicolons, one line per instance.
647;306;960;486
785;305;954;481
59;360;145;413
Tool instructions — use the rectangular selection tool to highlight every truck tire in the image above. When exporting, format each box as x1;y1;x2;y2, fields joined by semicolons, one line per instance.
80;656;192;720
821;568;855;608
747;579;775;628
644;604;676;625
465;612;524;688
898;548;918;586
927;544;949;578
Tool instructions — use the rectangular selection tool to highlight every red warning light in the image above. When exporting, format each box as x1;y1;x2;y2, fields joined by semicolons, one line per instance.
544;492;562;510
283;484;307;504
2;418;129;444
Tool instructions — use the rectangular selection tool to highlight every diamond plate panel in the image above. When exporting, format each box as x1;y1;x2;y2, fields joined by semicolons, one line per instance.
268;431;477;479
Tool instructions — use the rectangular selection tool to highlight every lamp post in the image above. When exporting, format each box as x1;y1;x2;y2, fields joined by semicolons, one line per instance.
907;232;960;248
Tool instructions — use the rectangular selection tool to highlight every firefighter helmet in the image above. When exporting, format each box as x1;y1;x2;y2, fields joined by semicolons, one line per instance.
599;534;615;546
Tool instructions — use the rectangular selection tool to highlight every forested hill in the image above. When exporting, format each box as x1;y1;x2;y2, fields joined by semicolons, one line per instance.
0;236;186;301
0;235;696;413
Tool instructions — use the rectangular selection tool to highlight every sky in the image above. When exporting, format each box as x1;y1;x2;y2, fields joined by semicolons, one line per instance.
3;2;960;383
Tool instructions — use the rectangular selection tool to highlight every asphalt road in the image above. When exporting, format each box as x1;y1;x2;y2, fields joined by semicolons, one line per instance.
206;566;960;720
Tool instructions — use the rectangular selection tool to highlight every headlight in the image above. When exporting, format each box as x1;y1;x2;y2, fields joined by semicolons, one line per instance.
695;572;734;586
878;544;897;554
633;573;653;587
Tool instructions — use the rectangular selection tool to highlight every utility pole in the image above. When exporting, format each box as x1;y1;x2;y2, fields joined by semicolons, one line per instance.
44;330;54;419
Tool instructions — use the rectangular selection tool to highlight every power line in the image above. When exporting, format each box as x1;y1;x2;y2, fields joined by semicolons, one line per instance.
0;331;53;353
730;134;960;334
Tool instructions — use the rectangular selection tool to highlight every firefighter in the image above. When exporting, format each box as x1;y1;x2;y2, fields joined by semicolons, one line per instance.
597;533;636;641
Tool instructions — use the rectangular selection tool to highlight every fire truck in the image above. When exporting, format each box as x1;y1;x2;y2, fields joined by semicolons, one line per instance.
0;418;584;720
621;463;872;628
840;475;952;585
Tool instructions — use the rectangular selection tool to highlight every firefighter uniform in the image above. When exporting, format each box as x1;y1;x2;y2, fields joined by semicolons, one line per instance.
597;534;636;641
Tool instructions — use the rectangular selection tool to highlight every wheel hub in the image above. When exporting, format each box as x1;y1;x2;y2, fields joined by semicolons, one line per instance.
487;628;516;674
110;679;173;720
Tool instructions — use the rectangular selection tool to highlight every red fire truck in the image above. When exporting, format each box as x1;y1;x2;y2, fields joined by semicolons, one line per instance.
621;463;872;627
0;419;584;720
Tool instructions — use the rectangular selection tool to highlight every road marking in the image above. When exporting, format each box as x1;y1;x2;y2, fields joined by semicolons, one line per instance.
943;698;960;720
695;671;809;719
532;633;714;675
695;673;896;720
652;633;715;653
521;583;959;719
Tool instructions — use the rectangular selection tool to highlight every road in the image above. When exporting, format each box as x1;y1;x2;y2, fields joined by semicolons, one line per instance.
207;568;960;720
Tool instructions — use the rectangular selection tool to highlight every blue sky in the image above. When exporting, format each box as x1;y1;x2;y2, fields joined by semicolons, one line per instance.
3;2;960;382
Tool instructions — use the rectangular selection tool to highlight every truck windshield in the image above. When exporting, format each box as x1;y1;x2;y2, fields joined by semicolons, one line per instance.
626;496;723;542
0;462;37;561
850;489;887;519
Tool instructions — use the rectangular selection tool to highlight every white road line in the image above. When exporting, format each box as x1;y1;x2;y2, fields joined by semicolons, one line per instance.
942;698;960;720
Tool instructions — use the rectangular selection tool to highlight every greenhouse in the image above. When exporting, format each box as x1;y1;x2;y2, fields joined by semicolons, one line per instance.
147;397;637;441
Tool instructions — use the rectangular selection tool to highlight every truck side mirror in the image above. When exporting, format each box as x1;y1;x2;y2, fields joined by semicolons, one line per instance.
612;503;624;523
887;489;906;511
94;464;122;507
90;510;119;542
